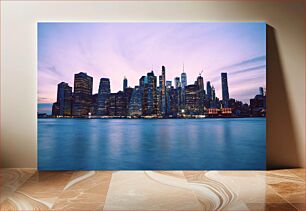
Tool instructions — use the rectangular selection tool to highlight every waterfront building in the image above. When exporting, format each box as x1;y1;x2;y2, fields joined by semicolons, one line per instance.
49;65;259;118
115;91;127;116
97;78;111;115
51;102;60;116
180;69;187;109
169;87;177;116
124;87;133;100
166;86;171;115
196;75;205;114
185;84;200;115
250;94;266;117
231;100;245;117
206;81;212;101
129;86;143;116
158;75;163;115
221;108;233;116
161;66;166;115
166;81;172;88
212;85;216;100
123;76;128;91
139;76;146;87
138;76;146;115
181;67;187;89
143;71;157;115
259;87;264;96
228;98;236;109
169;87;182;116
177;87;182;113
124;87;134;113
174;77;181;89
196;75;204;90
221;72;229;108
108;93;117;116
72;72;93;116
156;86;162;115
159;75;163;88
207;108;219;117
242;103;250;116
54;82;73;116
90;94;98;115
108;91;130;116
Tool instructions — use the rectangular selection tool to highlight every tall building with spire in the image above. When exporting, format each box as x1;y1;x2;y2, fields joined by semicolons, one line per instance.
181;64;187;89
180;64;187;109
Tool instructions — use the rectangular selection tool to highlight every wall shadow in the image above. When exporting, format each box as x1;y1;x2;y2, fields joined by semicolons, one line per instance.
266;25;300;169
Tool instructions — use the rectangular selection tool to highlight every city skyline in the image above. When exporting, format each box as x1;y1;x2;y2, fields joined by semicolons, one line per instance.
38;22;266;114
45;67;266;119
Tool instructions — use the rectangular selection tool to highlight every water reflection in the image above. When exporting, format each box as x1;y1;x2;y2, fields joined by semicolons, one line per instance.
38;118;266;170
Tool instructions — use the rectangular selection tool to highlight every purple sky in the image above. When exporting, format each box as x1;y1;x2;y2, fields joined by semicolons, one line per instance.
38;22;266;114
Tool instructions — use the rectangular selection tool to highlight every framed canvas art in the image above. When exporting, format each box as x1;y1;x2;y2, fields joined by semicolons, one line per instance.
38;22;266;170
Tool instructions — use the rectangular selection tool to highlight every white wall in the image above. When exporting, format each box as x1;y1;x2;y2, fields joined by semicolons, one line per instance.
1;0;304;168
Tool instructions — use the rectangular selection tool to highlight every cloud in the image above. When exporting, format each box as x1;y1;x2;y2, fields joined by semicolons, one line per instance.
231;65;266;75
219;55;266;71
38;23;266;104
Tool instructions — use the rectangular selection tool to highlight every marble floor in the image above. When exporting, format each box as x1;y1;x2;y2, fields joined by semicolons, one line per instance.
0;169;304;211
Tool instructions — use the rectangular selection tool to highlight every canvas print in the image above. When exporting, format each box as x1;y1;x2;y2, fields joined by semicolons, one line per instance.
38;23;266;170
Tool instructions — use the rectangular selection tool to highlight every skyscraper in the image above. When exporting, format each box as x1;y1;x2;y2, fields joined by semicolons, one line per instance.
124;87;133;113
138;76;146;115
123;76;128;91
206;81;212;101
55;82;72;116
129;86;143;116
72;72;93;116
196;75;204;90
143;71;157;115
169;87;180;116
97;78;111;115
196;75;205;114
166;81;172;88
108;91;128;116
174;77;181;89
108;93;117;116
139;76;146;87
185;85;200;115
51;102;60;116
161;66;166;115
259;87;264;96
181;66;187;109
90;94;98;115
181;68;187;89
210;85;217;108
156;86;162;115
221;72;229;107
115;91;127;116
212;85;216;100
159;75;163;88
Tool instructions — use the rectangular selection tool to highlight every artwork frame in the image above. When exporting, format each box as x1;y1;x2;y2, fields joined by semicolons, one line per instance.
38;22;266;170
